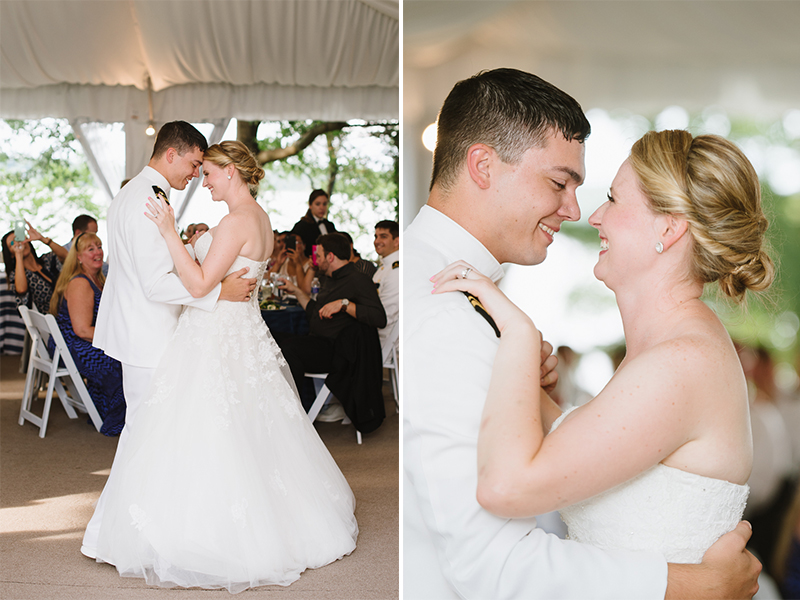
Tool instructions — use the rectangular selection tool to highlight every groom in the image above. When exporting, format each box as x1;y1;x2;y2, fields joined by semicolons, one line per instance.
81;121;256;558
404;69;761;599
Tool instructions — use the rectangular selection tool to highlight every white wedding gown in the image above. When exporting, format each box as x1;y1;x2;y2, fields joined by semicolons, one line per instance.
552;408;749;563
95;233;358;592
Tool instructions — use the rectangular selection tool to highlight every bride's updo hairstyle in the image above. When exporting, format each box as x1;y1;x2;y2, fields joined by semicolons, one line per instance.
629;130;774;302
204;140;265;197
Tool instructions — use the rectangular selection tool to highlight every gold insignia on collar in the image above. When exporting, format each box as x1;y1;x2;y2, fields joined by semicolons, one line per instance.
392;261;399;269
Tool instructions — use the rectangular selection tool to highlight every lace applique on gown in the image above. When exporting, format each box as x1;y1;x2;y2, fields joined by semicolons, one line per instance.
95;233;357;592
552;407;748;563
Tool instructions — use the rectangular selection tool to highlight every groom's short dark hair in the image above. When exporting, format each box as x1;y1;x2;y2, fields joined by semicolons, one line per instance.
430;68;591;192
151;121;209;159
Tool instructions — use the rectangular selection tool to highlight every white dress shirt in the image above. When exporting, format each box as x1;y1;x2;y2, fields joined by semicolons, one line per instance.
315;216;329;235
373;249;399;348
403;205;668;599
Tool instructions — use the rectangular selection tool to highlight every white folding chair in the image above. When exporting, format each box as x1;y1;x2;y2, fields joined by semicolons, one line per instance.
380;320;399;413
305;373;362;445
17;306;103;438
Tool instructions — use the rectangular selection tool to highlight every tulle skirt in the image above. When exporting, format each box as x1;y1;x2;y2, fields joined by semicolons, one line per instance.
95;301;358;592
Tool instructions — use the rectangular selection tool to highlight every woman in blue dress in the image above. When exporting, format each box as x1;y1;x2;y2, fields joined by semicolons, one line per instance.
50;232;126;435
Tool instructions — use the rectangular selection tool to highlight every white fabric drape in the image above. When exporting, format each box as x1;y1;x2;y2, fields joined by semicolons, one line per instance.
0;0;399;121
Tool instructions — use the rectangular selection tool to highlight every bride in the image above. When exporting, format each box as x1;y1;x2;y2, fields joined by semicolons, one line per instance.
432;130;773;562
95;141;357;592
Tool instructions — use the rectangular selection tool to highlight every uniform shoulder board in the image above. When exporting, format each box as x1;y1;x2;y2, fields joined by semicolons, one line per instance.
462;291;500;338
392;261;399;269
152;185;170;205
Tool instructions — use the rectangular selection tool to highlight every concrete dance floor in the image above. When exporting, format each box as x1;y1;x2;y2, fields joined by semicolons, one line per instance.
0;355;399;599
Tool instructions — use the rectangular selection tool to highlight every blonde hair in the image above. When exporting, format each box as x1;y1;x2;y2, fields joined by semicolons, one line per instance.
629;130;774;302
50;232;105;315
204;140;265;197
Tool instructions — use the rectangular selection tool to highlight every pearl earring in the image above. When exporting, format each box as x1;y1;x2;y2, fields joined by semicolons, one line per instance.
655;242;664;254
227;174;231;180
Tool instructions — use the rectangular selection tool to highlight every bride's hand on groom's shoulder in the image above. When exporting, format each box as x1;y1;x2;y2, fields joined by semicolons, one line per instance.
430;260;536;336
144;195;176;237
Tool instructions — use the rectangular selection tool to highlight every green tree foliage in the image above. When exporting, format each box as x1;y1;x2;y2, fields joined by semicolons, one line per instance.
240;119;399;245
0;119;100;239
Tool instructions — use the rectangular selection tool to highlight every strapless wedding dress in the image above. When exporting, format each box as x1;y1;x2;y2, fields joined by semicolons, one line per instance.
552;408;748;563
95;233;357;592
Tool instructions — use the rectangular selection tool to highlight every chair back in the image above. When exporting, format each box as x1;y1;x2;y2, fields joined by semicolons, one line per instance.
19;306;55;369
17;306;102;437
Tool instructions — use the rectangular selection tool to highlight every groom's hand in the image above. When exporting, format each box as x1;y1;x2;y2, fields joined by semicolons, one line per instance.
666;521;761;599
540;340;558;394
219;267;257;302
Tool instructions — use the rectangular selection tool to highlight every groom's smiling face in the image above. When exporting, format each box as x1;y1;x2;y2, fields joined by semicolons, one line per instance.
487;132;585;266
166;146;204;190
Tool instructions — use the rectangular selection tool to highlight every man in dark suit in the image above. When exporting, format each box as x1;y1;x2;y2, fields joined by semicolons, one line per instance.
276;233;386;413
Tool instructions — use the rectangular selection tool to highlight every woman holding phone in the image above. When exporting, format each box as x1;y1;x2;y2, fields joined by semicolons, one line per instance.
2;220;68;313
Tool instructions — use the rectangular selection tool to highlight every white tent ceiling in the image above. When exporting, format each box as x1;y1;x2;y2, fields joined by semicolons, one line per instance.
0;0;398;186
1;0;398;122
403;0;800;225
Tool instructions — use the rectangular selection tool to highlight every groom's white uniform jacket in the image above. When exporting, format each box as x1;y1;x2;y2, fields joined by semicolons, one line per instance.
94;166;220;369
403;206;669;599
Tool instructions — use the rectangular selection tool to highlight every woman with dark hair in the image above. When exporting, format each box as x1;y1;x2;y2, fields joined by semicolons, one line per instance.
2;221;68;313
290;189;337;257
49;232;125;436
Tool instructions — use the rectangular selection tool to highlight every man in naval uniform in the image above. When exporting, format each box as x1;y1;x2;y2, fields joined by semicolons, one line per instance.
372;220;399;351
82;121;256;559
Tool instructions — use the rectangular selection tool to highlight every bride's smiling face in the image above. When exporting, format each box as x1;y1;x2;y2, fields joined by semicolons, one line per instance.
201;160;231;202
589;159;660;289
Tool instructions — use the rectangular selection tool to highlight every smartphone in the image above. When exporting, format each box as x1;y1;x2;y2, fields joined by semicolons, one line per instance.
13;219;26;243
285;234;296;251
311;244;318;266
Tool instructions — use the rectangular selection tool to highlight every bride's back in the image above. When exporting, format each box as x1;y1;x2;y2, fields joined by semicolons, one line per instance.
233;202;274;263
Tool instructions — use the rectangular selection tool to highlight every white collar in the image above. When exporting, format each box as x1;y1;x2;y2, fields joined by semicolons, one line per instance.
410;205;505;283
142;166;171;197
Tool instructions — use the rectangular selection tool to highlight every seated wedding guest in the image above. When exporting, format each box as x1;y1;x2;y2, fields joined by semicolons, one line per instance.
340;231;377;278
372;220;399;349
285;234;316;295
276;233;386;419
2;221;67;313
63;214;98;251
291;189;337;257
266;230;288;276
49;232;125;435
64;214;109;275
182;222;209;244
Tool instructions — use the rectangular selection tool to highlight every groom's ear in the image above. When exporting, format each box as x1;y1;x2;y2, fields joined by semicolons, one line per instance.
465;144;494;190
659;214;689;252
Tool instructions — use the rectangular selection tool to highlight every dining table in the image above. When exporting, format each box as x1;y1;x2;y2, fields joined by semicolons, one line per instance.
260;301;309;337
